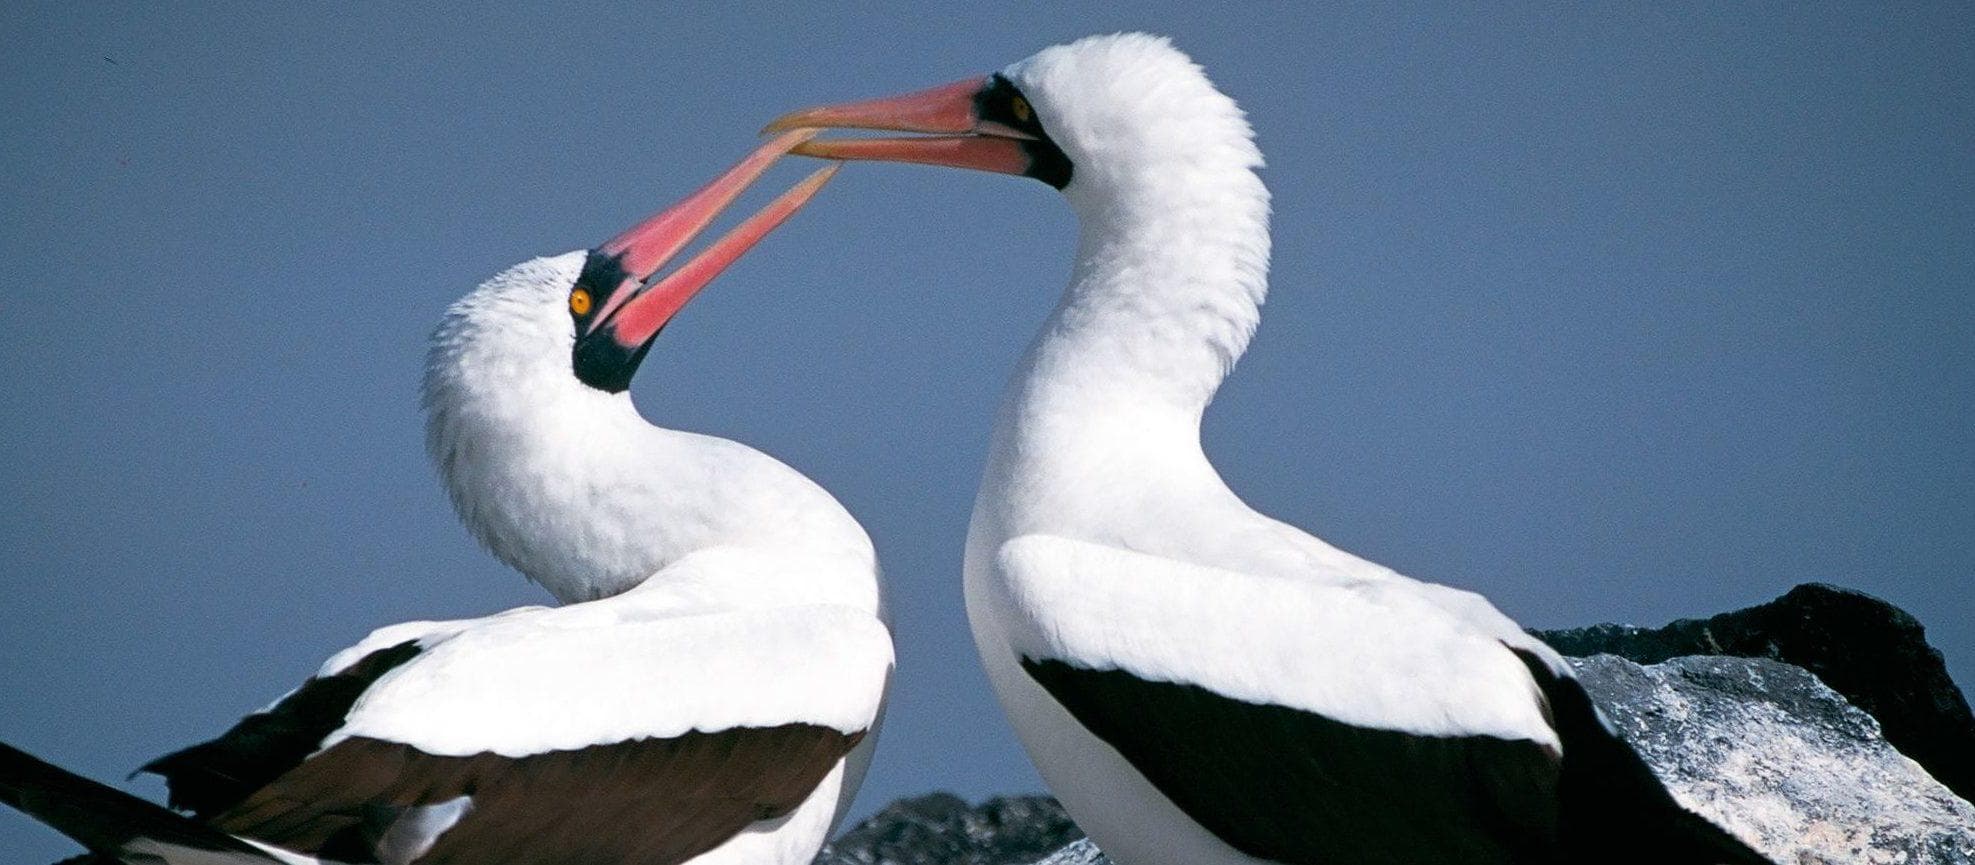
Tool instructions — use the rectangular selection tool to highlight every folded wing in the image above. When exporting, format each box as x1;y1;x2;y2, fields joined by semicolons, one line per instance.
996;534;1565;863
146;604;892;865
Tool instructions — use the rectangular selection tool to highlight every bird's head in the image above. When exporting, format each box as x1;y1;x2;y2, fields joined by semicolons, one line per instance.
429;130;835;401
765;33;1260;202
420;132;837;599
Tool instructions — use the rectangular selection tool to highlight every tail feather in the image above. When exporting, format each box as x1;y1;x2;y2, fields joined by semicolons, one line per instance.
0;741;282;863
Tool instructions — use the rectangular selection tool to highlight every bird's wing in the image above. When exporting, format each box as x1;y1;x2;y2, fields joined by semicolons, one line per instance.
139;616;485;820
153;603;892;865
995;534;1566;864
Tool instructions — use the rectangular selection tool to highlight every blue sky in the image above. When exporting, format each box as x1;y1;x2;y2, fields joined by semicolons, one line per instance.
3;4;1970;859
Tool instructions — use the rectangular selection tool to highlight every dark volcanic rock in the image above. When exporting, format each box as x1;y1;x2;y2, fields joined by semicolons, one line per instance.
1535;582;1975;799
815;793;1084;865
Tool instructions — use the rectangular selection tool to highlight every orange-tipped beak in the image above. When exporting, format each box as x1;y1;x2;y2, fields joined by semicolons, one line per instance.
763;76;1038;178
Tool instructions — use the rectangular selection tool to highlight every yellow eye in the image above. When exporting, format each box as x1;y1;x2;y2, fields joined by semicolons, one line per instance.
1010;96;1032;123
569;288;592;316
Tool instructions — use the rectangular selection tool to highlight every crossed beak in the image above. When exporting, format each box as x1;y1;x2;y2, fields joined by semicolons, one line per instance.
762;77;1037;176
582;129;838;355
574;79;1049;391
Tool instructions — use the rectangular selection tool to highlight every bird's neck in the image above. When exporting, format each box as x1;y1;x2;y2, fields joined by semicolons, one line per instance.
421;268;877;608
974;163;1271;545
1003;163;1271;447
424;358;675;602
1028;163;1270;414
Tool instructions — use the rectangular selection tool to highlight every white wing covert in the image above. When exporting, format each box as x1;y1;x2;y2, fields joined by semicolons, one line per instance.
994;533;1556;745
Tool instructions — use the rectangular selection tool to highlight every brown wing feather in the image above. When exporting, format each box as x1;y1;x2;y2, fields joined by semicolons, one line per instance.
209;725;864;865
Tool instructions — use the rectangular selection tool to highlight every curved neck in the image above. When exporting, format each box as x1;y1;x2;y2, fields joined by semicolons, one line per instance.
1013;162;1271;432
427;365;875;609
419;263;877;608
423;354;673;602
973;161;1270;553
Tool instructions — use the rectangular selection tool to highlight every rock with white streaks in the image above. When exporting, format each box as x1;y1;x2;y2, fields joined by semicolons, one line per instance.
1022;838;1105;865
1571;654;1975;864
1537;583;1975;801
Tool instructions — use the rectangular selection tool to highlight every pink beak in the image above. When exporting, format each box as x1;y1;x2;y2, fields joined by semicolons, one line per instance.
762;77;1036;177
587;129;839;350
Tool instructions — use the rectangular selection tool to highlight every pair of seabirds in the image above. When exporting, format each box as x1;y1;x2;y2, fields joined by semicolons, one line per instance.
1;34;1772;865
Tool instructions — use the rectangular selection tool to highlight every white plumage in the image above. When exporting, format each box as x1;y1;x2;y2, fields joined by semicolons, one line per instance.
971;35;1764;865
952;37;1564;865
991;535;1556;743
328;588;891;758
773;31;1770;865
423;250;880;607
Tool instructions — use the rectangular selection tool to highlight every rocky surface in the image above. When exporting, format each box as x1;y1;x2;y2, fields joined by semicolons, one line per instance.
1023;839;1105;865
1536;582;1975;800
815;793;1083;865
1572;654;1975;865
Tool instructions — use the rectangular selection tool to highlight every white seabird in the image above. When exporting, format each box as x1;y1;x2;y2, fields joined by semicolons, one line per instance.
0;130;892;865
768;33;1771;865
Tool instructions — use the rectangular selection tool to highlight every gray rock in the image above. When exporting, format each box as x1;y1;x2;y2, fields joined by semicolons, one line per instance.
815;793;1084;865
1023;838;1107;865
1570;654;1974;865
1540;580;1975;805
1536;583;1975;801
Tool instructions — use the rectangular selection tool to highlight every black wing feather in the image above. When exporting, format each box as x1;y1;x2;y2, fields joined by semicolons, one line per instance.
1021;657;1562;865
139;640;423;819
1022;651;1775;865
0;741;282;863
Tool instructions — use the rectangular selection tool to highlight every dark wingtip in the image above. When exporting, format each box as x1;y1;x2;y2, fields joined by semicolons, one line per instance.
136;639;426;821
0;740;281;861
